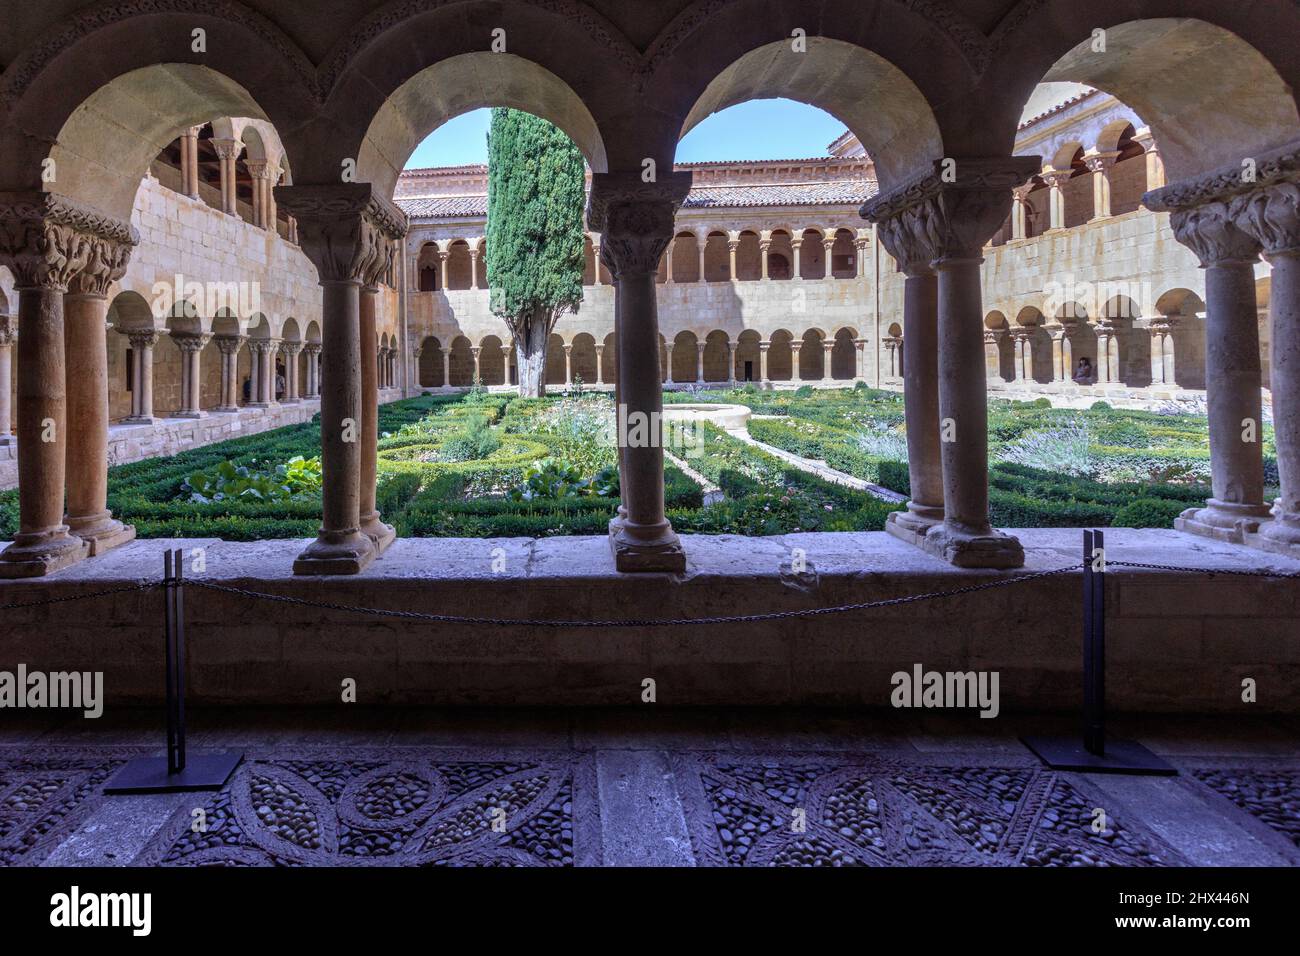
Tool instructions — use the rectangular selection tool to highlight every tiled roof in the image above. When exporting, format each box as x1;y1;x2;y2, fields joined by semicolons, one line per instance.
396;180;876;220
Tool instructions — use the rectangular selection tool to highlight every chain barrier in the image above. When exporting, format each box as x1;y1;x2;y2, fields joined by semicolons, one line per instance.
0;580;159;612
188;564;1084;629
1106;559;1300;579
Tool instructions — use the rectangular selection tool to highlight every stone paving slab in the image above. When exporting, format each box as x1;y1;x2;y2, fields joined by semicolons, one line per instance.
1;709;1296;868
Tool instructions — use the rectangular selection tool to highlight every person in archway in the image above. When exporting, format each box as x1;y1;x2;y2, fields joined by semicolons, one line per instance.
275;361;286;401
1073;356;1094;384
242;375;251;404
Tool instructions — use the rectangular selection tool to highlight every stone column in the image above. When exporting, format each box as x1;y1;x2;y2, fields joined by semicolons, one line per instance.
759;237;771;279
1229;179;1300;554
791;237;803;279
664;344;674;385
590;171;691;572
181;126;202;199
214;335;244;411
662;241;672;283
864;156;1038;567
854;337;868;380
126;331;159;421
696;237;707;283
727;236;739;281
246;340;271;407
1047;324;1068;382
0;194;133;576
360;282;395;554
822;237;837;278
855;236;870;278
265;163;280;231
1010;328;1031;382
0;323;14;444
1162;200;1270;541
469;345;482;384
438;251;450;290
759;341;770;384
1149;320;1177;385
983;330;1005;382
727;343;737;385
278;182;407;574
1095;322;1117;384
246;161;270;229
174;333;210;417
410;346;422;390
63;236;137;556
871;213;945;541
1135;127;1165;190
441;347;451;388
469;246;482;289
1042;169;1070;231
1011;184;1031;240
821;339;834;383
212;139;242;217
1085;151;1118;221
693;342;704;384
790;341;802;380
281;341;303;403
594;344;605;385
563;344;572;387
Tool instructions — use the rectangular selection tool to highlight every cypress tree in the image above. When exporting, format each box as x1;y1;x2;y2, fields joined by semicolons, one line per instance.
485;108;587;397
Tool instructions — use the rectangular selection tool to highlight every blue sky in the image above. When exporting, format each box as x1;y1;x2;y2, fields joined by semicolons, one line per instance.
403;99;849;169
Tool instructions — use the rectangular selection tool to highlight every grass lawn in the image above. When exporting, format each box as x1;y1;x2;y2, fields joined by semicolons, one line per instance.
0;385;1263;541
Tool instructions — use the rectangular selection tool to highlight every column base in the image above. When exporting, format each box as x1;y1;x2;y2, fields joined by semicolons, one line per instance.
0;528;90;578
360;512;396;556
214;405;240;414
123;415;159;425
67;512;137;556
885;504;945;547
611;523;686;573
174;410;208;420
293;530;376;576
1174;499;1271;544
920;521;1024;569
1243;511;1300;559
245;402;271;410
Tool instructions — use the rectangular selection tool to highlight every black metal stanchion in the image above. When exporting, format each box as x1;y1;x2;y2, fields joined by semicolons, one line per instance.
105;549;243;794
1022;529;1175;775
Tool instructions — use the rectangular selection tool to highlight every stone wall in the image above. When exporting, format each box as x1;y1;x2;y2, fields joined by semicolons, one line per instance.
2;529;1296;713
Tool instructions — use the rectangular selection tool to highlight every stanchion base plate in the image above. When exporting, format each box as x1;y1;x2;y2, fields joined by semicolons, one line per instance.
1021;736;1176;775
103;751;243;794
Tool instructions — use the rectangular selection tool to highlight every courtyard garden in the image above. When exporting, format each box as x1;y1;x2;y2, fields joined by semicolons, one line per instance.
0;386;1273;541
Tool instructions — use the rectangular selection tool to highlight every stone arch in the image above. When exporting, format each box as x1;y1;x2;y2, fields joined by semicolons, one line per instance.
831;327;858;380
354;52;608;201
736;329;762;383
798;228;826;280
702;330;730;382
1002;17;1300;185
797;328;825;381
416;241;443;291
674;36;945;191
448;335;474;387
601;332;617;385
418;335;444;387
766;231;794;281
702;232;730;282
983;311;1013;382
570;333;598;385
670;232;701;283
445;240;475;290
545;333;566;386
734;231;762;281
478;334;506;386
767;329;794;382
671;330;700;383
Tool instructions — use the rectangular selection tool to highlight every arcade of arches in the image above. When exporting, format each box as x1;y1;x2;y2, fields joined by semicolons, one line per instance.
0;2;1298;584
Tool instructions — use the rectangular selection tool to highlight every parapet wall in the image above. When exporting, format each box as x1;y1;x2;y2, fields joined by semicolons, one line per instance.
2;529;1296;715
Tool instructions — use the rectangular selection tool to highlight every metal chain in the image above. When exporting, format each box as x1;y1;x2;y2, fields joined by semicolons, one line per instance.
186;564;1082;629
0;580;160;611
1106;559;1300;579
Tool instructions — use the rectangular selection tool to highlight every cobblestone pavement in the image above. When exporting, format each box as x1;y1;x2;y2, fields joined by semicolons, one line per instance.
2;709;1297;867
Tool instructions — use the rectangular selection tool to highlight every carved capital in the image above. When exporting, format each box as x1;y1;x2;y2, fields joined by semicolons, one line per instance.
214;334;246;356
173;332;210;353
127;330;159;351
275;183;408;285
280;340;303;357
0;321;15;347
1169;201;1261;267
303;343;322;357
0;192;138;291
861;157;1039;265
1231;181;1300;257
211;139;244;162
1145;138;1300;212
68;235;134;297
588;172;692;279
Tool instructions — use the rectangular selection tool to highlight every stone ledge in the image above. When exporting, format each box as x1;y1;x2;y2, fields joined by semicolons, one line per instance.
1;529;1298;712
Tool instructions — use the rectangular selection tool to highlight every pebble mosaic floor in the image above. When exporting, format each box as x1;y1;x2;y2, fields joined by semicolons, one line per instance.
2;710;1298;867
